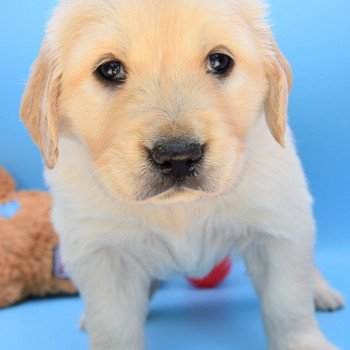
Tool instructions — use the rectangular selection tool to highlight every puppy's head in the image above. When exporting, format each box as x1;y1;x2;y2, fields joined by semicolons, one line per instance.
21;0;292;203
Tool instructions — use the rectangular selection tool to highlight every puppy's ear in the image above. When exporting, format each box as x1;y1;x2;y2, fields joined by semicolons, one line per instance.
264;38;293;147
20;42;60;169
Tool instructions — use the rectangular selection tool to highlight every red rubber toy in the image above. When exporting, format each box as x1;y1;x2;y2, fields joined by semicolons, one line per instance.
186;256;232;288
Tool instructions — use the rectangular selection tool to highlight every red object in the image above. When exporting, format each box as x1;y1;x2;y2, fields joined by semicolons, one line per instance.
186;256;232;288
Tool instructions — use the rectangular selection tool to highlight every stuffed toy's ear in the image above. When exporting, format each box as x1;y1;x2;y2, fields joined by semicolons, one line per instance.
0;168;16;201
20;43;60;169
264;38;293;147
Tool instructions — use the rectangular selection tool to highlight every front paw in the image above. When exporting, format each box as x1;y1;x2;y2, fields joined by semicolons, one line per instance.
315;286;344;311
313;267;344;311
282;337;339;350
91;341;143;350
90;335;145;350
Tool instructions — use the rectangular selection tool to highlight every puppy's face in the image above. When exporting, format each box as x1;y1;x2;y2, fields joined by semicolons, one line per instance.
21;0;292;203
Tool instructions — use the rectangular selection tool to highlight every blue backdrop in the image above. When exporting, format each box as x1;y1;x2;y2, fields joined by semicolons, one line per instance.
0;1;349;350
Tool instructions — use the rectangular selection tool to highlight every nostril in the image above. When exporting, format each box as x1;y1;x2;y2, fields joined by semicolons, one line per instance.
185;159;195;172
159;160;173;174
162;161;172;169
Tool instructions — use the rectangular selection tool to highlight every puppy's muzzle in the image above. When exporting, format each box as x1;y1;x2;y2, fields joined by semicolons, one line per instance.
149;140;203;179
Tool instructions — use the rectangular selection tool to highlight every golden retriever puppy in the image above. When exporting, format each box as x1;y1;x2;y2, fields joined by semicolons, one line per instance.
21;0;344;349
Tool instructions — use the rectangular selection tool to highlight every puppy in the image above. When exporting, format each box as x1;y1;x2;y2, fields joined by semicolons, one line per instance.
21;0;344;349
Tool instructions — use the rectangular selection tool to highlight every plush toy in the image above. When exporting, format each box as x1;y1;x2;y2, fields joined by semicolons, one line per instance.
0;167;77;308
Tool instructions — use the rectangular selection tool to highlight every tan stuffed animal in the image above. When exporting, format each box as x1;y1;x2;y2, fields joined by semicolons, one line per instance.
0;167;77;307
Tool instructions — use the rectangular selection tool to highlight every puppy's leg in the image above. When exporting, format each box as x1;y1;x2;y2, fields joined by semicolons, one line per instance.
68;248;150;350
243;238;338;350
79;279;159;332
313;267;344;311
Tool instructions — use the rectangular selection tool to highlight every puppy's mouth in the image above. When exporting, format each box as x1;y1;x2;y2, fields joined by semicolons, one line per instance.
136;164;211;201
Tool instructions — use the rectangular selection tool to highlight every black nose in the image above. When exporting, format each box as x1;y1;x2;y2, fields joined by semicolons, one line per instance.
149;140;203;178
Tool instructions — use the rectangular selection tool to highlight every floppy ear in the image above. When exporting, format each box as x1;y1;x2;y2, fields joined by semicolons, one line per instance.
20;42;60;169
264;38;293;147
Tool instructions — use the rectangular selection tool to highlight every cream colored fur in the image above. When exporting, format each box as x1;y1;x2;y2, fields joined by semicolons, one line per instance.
21;0;343;349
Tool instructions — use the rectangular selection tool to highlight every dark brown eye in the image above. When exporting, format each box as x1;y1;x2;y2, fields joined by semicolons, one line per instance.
207;53;234;76
96;60;126;84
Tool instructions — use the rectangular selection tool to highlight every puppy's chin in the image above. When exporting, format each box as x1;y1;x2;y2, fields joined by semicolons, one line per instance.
140;185;208;204
132;169;219;204
132;176;235;205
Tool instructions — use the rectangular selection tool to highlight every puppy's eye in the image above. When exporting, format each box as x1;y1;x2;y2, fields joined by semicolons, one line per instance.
96;60;126;84
207;53;234;76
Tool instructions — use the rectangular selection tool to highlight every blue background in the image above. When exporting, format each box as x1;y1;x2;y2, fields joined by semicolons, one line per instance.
0;1;349;349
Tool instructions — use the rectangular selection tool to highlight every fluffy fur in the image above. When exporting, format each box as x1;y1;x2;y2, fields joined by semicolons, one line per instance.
0;168;77;307
21;0;343;349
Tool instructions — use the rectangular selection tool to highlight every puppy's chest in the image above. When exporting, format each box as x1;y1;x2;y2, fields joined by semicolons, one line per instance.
136;205;241;277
